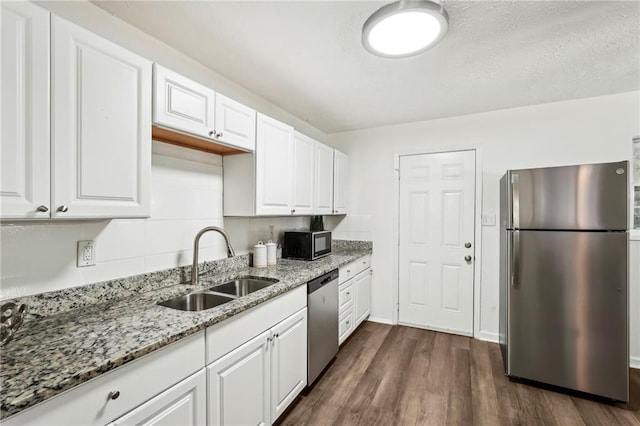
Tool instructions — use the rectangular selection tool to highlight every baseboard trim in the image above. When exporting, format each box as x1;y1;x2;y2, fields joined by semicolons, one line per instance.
367;316;395;325
631;356;640;369
477;331;499;343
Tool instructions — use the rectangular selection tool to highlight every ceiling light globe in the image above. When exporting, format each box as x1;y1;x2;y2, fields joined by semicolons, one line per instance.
362;0;449;58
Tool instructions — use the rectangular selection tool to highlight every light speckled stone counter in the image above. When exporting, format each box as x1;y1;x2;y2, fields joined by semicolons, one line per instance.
0;242;371;420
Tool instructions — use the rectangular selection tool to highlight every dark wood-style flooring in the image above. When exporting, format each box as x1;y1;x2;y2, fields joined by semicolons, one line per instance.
280;322;640;425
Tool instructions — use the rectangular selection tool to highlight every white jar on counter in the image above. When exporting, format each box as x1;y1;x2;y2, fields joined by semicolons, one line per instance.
253;241;267;268
266;240;277;266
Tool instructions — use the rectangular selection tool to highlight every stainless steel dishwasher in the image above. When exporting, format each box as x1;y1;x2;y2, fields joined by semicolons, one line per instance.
307;269;339;385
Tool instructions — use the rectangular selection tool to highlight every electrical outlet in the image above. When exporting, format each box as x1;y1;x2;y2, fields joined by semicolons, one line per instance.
77;240;96;267
481;212;496;226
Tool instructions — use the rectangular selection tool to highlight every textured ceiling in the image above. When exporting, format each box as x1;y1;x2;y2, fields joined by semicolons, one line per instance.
93;1;640;133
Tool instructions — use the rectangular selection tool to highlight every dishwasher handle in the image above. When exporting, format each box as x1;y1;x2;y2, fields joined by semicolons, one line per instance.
308;269;339;294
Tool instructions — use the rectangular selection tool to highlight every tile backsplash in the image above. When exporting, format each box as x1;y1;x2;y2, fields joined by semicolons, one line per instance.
0;143;228;300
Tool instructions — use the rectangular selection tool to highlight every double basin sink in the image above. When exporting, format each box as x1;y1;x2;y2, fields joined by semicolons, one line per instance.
158;277;279;312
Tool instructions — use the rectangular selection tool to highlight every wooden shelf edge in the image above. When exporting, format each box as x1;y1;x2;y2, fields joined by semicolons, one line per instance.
152;125;247;156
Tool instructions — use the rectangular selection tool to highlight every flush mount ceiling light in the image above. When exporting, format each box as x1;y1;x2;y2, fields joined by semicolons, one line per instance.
362;0;449;58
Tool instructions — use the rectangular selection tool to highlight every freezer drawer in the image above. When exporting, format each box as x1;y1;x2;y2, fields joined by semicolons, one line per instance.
506;161;628;230
507;230;628;401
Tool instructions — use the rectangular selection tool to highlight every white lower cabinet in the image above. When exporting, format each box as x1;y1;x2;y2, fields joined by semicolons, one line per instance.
338;255;372;345
207;330;271;426
270;309;307;422
108;370;206;426
354;270;372;325
206;307;308;426
204;286;308;426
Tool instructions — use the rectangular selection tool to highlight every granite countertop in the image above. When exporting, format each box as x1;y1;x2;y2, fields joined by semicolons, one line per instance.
0;242;372;420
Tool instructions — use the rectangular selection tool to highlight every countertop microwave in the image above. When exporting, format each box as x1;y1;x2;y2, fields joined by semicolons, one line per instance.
282;231;331;260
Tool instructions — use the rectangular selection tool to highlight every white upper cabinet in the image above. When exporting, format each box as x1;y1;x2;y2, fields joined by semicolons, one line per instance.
314;142;334;215
1;6;151;220
51;16;151;219
1;2;50;219
333;149;349;215
256;113;295;215
292;131;315;216
153;64;215;140
153;64;256;152
215;93;256;151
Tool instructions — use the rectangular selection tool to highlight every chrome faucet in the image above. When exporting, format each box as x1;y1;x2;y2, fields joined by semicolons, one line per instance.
191;226;236;286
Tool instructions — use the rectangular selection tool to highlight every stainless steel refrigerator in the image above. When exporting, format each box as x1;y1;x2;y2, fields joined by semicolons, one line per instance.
499;161;629;402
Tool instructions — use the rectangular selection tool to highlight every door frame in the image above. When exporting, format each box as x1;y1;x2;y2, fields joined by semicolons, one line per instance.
393;147;484;339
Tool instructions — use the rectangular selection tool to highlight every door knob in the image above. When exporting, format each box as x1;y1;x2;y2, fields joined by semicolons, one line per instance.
465;242;472;248
57;205;69;213
464;255;472;263
36;205;49;213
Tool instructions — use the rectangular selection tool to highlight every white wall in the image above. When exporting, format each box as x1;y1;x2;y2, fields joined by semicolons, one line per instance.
328;92;640;343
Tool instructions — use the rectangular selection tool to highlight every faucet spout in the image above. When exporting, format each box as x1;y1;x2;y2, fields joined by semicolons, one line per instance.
191;226;236;286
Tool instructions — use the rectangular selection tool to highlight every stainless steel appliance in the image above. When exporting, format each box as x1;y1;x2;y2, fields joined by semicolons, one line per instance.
283;231;331;260
499;161;629;402
307;269;339;385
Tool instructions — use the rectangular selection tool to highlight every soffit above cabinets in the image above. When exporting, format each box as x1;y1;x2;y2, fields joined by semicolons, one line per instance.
93;1;639;133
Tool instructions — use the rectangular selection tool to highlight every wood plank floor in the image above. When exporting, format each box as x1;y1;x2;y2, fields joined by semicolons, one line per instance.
279;322;640;426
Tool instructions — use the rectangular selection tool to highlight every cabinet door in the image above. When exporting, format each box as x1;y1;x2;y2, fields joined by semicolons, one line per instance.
314;142;334;215
333;150;349;215
1;2;50;219
255;113;294;216
354;269;371;326
271;308;307;423
153;64;216;140
215;93;256;151
207;330;271;426
108;370;206;426
292;132;315;216
51;17;151;219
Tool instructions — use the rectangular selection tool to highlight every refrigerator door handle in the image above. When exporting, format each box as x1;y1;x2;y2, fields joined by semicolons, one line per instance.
511;173;520;229
511;231;520;288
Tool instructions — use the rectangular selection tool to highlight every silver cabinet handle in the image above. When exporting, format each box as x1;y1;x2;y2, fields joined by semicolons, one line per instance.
465;242;472;248
291;209;296;214
36;205;48;212
216;132;224;138
57;205;69;213
464;255;472;263
511;173;520;229
108;391;120;400
209;130;215;137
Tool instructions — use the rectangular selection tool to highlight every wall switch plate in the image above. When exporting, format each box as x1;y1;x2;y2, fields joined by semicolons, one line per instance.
77;240;96;267
481;212;496;226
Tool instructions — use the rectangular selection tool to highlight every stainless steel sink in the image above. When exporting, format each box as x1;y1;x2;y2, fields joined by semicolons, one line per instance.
208;277;279;297
158;292;235;311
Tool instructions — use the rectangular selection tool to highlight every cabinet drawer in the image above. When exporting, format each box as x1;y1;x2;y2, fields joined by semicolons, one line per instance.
339;255;371;284
4;331;205;426
338;308;355;345
338;281;354;315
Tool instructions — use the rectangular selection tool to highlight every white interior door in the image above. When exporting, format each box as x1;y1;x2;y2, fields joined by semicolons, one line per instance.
398;150;475;336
